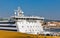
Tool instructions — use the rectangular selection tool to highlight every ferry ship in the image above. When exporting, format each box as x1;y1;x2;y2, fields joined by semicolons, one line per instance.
0;7;60;38
12;7;45;34
0;7;45;34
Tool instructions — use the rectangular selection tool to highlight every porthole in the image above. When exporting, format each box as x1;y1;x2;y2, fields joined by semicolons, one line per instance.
32;30;34;31
30;30;31;32
27;26;29;28
22;26;24;28
30;26;32;28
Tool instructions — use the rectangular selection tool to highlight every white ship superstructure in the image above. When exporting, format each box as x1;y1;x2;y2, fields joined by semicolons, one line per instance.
12;7;44;34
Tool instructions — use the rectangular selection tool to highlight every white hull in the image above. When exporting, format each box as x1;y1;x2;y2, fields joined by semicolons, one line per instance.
16;20;44;34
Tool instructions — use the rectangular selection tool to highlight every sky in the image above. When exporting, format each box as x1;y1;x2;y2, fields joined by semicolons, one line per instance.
0;0;60;20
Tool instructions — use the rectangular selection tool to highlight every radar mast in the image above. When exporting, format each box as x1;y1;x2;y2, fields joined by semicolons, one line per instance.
14;7;24;17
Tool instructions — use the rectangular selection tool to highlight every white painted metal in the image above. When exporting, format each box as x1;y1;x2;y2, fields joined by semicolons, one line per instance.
0;27;17;30
13;7;44;34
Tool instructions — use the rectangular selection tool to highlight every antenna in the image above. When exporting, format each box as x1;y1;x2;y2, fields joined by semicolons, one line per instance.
17;7;24;14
